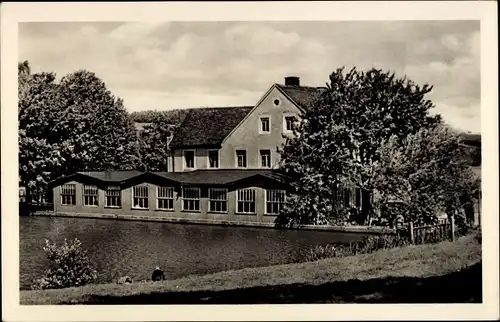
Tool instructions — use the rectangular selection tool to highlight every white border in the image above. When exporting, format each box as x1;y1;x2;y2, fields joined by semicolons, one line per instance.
2;1;498;321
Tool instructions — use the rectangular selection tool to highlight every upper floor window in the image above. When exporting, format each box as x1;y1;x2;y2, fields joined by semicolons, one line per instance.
236;150;247;168
132;185;148;209
184;150;195;169
60;184;76;205
260;117;270;133
105;185;121;208
83;185;98;206
266;189;286;215
284;115;297;132
182;187;200;212
260;150;271;168
208;150;219;168
157;186;174;210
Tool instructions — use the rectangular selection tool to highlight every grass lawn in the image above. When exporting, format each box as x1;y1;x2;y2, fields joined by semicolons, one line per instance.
20;233;482;305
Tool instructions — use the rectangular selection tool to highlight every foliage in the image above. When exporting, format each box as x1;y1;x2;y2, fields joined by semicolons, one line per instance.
32;238;97;290
373;124;479;226
303;234;410;262
277;67;441;227
138;112;174;171
19;61;141;200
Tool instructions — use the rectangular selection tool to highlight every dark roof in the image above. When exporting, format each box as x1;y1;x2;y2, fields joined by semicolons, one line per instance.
155;169;287;186
50;169;289;187
276;84;326;110
77;171;143;183
169;106;253;149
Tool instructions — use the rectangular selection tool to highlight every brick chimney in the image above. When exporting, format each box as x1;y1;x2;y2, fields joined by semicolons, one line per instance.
284;76;300;87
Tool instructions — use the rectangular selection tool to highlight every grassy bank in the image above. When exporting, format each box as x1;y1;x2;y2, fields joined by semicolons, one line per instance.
20;234;481;304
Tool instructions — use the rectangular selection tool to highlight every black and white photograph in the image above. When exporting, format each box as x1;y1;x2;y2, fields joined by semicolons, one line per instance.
1;1;498;321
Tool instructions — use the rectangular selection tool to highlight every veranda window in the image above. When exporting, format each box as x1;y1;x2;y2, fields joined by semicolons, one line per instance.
83;185;98;206
209;188;227;213
133;185;149;209
105;185;121;208
237;189;255;214
266;190;285;215
157;186;174;210
60;184;76;205
182;187;200;212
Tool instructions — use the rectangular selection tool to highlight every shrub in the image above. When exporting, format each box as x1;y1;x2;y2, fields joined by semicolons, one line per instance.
303;234;409;262
32;238;97;290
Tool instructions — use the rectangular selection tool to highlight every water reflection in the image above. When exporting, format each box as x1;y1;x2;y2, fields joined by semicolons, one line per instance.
20;217;369;290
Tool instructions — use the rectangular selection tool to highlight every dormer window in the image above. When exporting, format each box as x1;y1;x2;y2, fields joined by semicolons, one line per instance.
260;116;270;133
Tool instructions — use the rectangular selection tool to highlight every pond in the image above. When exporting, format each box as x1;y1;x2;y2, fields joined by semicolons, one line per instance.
19;216;371;290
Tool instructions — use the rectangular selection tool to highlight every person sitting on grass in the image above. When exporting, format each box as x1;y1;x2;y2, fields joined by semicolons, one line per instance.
152;266;165;281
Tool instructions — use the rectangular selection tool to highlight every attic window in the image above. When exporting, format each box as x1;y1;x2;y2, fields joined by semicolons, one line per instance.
273;98;281;107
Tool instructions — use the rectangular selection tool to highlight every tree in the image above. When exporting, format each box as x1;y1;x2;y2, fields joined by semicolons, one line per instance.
138;112;173;171
19;63;142;203
54;70;141;173
373;125;479;228
32;238;98;290
276;67;441;227
18;63;63;200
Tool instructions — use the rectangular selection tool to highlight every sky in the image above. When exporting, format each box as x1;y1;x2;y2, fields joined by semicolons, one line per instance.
19;21;480;133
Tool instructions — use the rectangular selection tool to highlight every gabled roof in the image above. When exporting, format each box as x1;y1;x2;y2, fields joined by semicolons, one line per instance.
77;171;143;182
168;106;253;149
49;169;289;188
155;169;288;186
275;84;326;110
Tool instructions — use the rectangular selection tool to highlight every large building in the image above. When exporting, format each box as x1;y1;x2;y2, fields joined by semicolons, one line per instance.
49;77;335;226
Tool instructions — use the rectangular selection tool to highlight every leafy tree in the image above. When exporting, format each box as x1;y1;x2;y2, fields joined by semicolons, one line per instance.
138;112;173;171
19;63;142;202
54;70;141;173
18;63;62;200
32;238;97;290
276;67;441;227
373;125;479;228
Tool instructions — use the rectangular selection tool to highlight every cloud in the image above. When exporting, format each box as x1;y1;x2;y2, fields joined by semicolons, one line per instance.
19;21;481;132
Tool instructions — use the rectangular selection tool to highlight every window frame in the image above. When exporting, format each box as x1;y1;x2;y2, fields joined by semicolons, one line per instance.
83;184;99;207
157;186;175;211
181;187;201;212
132;185;149;210
104;185;121;208
283;114;298;133
235;150;247;168
236;188;256;214
208;149;220;169
260;149;271;168
259;116;271;134
183;150;196;170
60;183;76;206
265;189;286;215
208;188;228;213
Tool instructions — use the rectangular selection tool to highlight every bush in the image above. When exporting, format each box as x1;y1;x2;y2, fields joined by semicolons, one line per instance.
304;234;409;262
32;238;97;290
